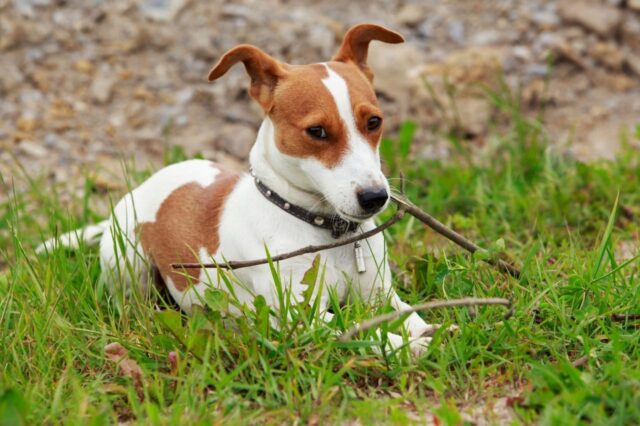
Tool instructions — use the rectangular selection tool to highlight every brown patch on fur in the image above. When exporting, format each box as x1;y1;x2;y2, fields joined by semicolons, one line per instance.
208;44;286;111
269;64;350;168
328;61;384;150
139;169;240;292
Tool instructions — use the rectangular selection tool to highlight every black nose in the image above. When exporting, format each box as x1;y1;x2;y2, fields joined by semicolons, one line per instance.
357;187;389;213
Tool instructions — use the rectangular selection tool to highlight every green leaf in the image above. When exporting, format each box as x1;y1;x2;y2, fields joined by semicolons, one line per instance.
204;289;229;313
0;389;28;426
154;310;184;337
301;255;321;306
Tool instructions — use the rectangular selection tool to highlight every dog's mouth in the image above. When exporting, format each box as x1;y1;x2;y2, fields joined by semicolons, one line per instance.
338;209;378;222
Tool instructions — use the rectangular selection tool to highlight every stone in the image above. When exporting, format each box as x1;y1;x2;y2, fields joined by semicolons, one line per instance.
90;70;116;104
629;0;640;11
621;14;640;51
625;52;640;77
588;41;625;70
455;97;493;137
367;43;428;99
557;1;622;37
530;8;561;30
448;21;465;44
18;140;48;158
471;30;501;46
418;47;506;89
396;3;426;27
0;61;25;94
216;124;256;159
139;0;189;22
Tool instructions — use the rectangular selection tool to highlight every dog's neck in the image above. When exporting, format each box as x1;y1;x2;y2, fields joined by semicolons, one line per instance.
249;118;335;216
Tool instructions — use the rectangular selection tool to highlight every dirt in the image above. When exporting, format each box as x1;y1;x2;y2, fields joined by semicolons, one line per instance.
1;0;639;204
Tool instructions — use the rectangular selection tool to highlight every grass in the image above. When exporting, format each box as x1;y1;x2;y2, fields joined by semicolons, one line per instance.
1;92;640;424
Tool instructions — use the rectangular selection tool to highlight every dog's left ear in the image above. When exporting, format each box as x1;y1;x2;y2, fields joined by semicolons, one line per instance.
332;23;404;82
208;44;286;111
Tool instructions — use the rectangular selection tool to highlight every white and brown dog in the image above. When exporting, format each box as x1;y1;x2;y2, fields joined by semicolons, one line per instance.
40;24;435;354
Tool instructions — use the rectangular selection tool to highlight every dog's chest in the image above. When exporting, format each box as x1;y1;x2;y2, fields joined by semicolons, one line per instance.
217;177;387;298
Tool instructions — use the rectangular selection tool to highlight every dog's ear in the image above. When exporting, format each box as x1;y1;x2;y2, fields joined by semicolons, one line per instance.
332;24;404;81
208;44;286;111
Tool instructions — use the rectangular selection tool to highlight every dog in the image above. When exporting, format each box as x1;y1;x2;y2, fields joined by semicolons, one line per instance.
39;24;436;354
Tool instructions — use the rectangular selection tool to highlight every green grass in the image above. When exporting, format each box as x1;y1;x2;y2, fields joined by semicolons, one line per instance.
1;96;640;424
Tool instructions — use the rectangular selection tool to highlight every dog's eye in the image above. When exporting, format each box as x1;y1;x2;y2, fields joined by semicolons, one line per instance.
367;116;382;131
306;126;328;140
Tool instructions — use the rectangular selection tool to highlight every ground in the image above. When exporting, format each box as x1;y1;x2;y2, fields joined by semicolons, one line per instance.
1;0;640;424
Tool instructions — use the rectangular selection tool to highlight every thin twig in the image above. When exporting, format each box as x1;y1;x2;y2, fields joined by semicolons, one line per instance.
173;192;523;278
571;356;589;368
172;206;407;270
611;313;640;322
337;297;512;342
391;193;522;279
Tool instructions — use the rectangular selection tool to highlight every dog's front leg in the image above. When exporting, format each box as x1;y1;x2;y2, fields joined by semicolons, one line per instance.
356;233;434;337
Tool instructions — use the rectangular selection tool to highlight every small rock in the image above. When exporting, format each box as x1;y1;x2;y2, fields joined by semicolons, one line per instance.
139;0;189;22
16;115;37;133
419;47;506;88
471;30;501;46
629;0;640;11
217;124;256;159
396;3;426;27
307;24;335;59
455;97;493;136
90;70;116;104
530;9;561;30
18;140;48;158
557;1;621;37
525;63;550;77
588;41;625;70
622;14;640;51
367;43;428;99
448;21;465;44
625;52;640;77
0;61;25;94
512;45;532;62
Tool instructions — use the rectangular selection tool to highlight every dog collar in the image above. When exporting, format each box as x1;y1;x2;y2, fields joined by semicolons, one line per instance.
253;176;359;238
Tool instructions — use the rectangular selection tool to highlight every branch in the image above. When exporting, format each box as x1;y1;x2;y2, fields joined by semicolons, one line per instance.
172;191;523;279
172;206;406;270
337;297;512;342
391;193;521;279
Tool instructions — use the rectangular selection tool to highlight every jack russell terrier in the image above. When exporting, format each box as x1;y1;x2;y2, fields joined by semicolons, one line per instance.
39;23;436;354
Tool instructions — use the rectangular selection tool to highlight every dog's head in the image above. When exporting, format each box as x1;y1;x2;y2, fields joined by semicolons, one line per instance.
208;24;403;221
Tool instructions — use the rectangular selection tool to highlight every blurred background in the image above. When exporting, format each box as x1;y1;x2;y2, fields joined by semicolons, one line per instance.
1;0;639;205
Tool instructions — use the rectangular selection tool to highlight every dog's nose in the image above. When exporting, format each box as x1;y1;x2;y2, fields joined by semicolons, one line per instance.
357;187;389;213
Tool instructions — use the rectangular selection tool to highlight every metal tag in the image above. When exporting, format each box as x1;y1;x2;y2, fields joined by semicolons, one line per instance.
354;241;366;273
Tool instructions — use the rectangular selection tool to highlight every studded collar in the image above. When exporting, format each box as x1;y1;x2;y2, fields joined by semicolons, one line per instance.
252;175;359;238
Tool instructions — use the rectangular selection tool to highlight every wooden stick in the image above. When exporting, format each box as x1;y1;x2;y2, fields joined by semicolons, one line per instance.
337;297;512;342
391;193;522;278
172;192;522;279
172;206;407;270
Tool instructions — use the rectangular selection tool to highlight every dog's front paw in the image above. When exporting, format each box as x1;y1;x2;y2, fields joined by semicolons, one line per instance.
415;323;459;338
384;332;431;357
407;335;431;357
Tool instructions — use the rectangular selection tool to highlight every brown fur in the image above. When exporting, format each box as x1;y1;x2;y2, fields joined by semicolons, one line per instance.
139;169;240;291
332;24;404;81
269;64;348;168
